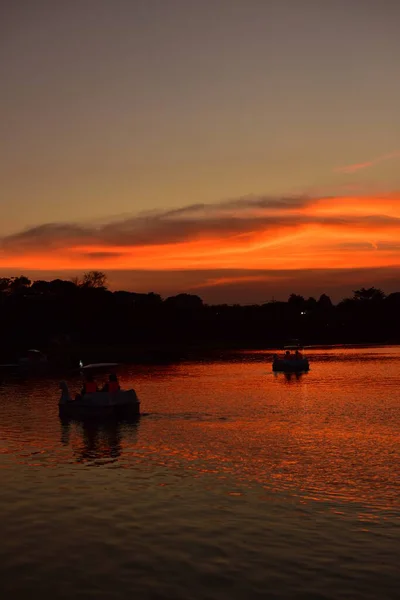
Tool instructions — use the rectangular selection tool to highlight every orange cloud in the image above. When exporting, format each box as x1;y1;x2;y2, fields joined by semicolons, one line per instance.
1;193;400;275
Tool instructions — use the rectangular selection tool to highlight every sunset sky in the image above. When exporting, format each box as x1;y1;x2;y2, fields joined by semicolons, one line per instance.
1;0;400;303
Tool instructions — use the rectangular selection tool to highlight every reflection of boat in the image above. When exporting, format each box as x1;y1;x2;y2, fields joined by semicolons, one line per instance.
283;371;304;381
60;417;140;464
273;371;305;382
59;379;140;420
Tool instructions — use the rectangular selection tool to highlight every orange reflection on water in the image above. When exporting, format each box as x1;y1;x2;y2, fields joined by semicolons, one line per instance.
0;347;399;516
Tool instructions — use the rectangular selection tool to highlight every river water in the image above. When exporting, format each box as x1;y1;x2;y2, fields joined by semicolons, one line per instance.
0;346;399;599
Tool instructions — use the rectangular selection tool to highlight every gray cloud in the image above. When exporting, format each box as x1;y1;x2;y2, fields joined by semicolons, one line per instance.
1;223;95;250
1;194;400;253
83;251;125;259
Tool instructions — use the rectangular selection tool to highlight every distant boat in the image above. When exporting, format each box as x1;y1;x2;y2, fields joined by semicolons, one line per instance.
0;349;48;373
273;341;310;372
19;349;48;365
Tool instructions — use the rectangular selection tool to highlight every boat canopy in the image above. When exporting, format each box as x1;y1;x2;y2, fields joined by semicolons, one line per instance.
80;362;119;371
283;345;304;350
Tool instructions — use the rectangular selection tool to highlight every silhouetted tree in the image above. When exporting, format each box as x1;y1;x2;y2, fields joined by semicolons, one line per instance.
287;294;305;309
353;287;385;302
49;279;77;295
70;276;82;287
164;293;203;309
145;292;163;306
385;292;400;306
336;298;353;309
317;293;333;309
9;276;31;294
81;271;108;289
0;271;399;358
30;280;50;295
304;297;317;310
131;291;163;308
0;277;11;292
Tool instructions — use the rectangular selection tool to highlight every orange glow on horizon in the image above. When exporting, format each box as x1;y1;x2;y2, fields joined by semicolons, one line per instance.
1;194;400;281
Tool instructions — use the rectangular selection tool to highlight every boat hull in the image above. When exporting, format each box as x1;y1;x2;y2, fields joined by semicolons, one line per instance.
272;358;309;372
59;388;140;420
59;402;140;420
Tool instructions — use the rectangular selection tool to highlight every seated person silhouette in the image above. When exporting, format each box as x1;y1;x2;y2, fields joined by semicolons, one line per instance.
75;373;98;400
102;373;120;393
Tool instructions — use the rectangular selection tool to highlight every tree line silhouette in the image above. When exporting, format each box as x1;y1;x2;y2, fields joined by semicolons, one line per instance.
1;271;399;364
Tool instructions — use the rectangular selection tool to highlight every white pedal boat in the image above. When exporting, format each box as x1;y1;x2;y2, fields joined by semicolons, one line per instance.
59;380;140;419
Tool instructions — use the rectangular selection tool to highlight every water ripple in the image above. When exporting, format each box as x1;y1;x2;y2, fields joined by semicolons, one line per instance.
0;346;399;599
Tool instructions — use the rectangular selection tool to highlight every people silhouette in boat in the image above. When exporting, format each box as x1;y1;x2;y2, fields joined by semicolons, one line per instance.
282;350;303;361
102;373;120;393
81;373;98;395
74;373;98;400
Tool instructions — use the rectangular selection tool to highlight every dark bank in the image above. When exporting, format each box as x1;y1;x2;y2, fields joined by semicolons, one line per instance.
1;273;399;368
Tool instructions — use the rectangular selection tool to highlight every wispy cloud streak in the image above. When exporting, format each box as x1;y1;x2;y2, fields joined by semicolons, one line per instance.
2;194;400;252
336;152;400;174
